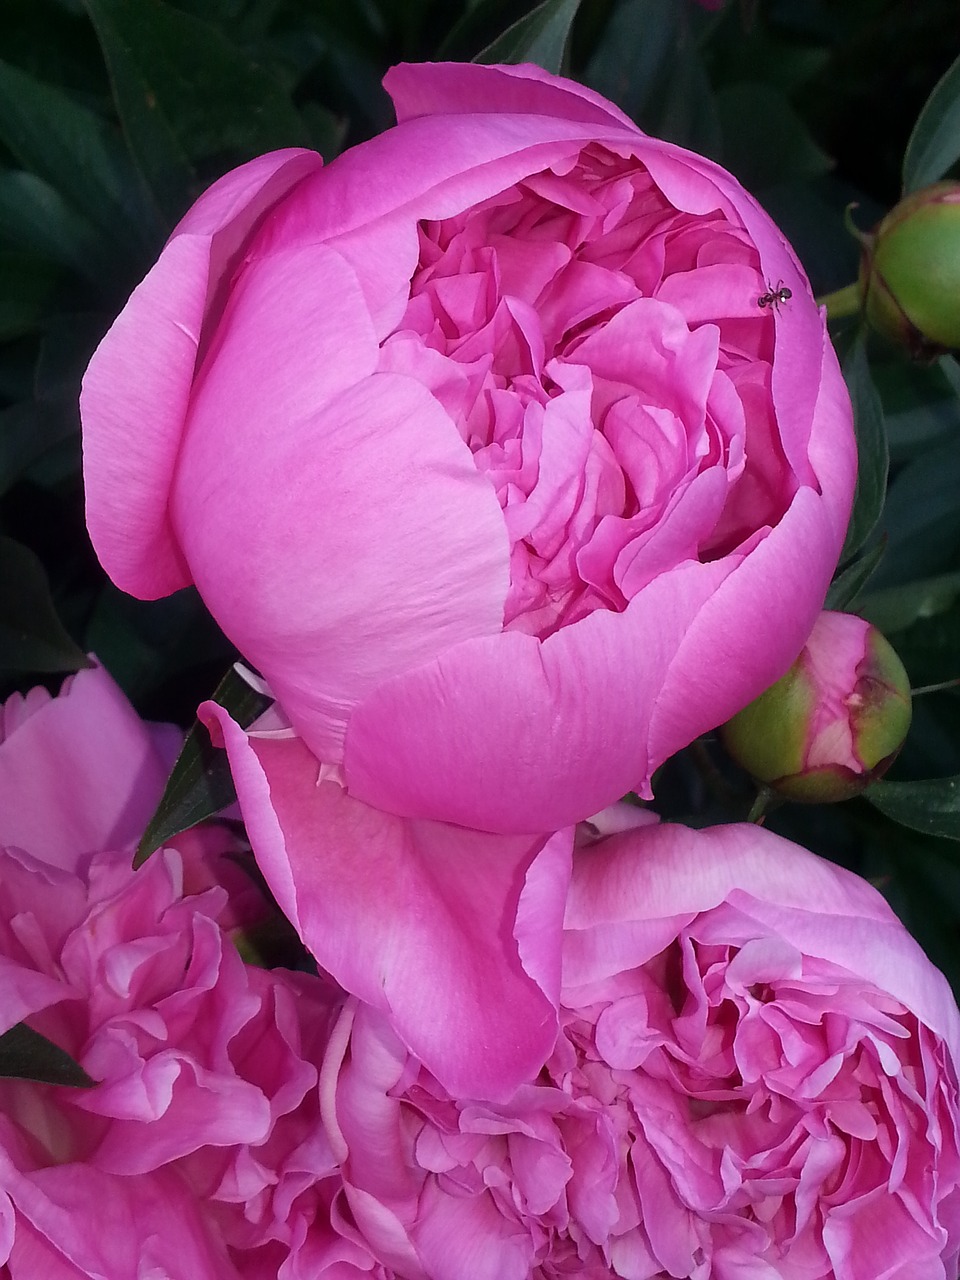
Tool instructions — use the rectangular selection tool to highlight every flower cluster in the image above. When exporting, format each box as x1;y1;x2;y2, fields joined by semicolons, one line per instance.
320;823;960;1279
46;55;960;1280
0;667;358;1278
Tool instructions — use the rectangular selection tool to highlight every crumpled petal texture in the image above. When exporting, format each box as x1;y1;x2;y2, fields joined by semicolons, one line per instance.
318;823;960;1280
81;60;855;833
0;669;373;1279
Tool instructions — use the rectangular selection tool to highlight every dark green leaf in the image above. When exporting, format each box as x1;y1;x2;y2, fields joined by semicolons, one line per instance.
586;0;721;158
867;774;960;841
825;539;885;611
83;0;309;222
0;170;110;283
867;436;960;588
0;250;60;341
0;1021;94;1088
902;48;960;193
841;332;888;561
0;536;91;674
0;401;78;493
717;84;832;191
860;569;960;634
0;58;152;254
475;0;582;74
585;0;679;125
134;664;271;867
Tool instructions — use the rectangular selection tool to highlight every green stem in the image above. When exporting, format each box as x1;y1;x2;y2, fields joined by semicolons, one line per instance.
912;676;960;696
746;785;776;825
816;282;862;321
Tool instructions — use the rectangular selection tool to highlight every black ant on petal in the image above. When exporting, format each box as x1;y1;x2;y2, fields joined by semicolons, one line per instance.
758;280;792;311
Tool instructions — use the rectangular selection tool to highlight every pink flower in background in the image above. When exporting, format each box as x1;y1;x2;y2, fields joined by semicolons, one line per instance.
81;60;856;836
320;822;960;1279
0;667;365;1278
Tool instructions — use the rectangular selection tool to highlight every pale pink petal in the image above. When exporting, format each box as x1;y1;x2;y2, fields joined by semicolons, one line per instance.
0;663;174;867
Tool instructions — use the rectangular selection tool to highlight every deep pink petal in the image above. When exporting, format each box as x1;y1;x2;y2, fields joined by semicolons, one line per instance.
201;702;572;1101
385;61;640;132
81;149;321;597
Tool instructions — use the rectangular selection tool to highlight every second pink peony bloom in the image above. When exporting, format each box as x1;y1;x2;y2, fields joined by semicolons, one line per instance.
81;61;856;834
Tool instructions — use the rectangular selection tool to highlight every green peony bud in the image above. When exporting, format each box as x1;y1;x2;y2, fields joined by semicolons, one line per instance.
859;181;960;359
721;611;912;804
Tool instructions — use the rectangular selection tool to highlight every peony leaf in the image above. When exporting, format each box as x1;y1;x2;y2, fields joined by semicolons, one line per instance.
867;774;960;842
825;539;886;612
841;332;888;561
0;1022;94;1088
0;58;154;256
83;0;309;224
860;568;960;634
902;49;960;194
475;0;582;75
0;536;92;674
134;664;271;868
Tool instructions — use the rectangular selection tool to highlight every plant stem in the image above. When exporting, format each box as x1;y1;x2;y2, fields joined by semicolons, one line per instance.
816;282;862;320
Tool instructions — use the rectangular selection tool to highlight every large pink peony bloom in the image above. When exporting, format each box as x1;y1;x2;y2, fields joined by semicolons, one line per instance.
0;667;368;1278
320;822;960;1279
81;61;856;835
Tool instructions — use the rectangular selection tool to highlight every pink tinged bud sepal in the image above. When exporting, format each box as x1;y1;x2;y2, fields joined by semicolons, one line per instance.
859;181;960;359
721;610;912;802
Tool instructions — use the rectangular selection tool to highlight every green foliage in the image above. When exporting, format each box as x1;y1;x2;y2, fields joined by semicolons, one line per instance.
135;664;271;867
0;1022;94;1088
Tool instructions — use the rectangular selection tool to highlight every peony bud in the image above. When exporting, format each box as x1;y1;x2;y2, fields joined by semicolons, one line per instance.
859;181;960;358
721;610;912;802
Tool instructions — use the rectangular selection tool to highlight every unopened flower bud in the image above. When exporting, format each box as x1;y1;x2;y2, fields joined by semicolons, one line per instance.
859;181;960;358
721;611;912;803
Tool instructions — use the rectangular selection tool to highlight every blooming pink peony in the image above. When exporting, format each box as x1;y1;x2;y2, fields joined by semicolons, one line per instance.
319;822;960;1279
0;667;369;1278
81;61;856;835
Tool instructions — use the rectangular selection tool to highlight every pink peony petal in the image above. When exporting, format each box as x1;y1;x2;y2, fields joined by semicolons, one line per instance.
201;702;572;1102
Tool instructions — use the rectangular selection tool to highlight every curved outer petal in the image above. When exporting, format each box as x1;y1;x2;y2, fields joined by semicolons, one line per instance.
0;663;175;867
200;701;573;1103
173;244;510;762
384;60;641;132
563;821;960;1051
81;148;322;598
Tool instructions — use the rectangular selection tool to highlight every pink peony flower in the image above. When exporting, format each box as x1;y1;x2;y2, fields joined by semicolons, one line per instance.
0;667;366;1278
81;61;856;836
319;822;960;1279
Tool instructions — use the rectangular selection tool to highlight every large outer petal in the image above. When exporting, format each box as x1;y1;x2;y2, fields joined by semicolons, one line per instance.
342;478;845;834
201;702;572;1102
174;243;510;761
563;822;960;1050
81;149;322;598
0;664;175;867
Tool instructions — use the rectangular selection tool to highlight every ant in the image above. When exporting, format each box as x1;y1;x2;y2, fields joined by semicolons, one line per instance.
757;280;792;311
